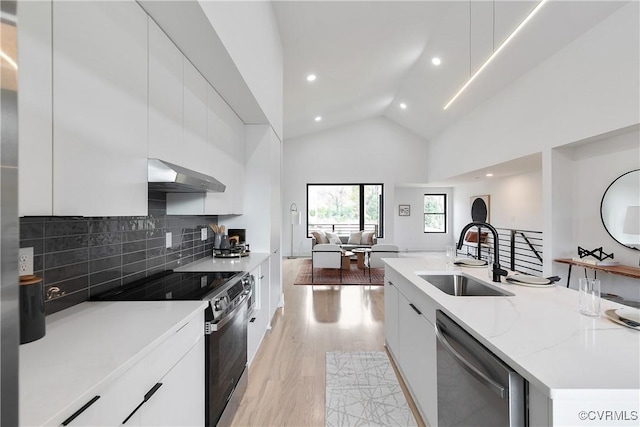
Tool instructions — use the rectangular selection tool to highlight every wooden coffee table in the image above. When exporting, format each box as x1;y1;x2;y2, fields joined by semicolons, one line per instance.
351;248;372;269
341;251;354;270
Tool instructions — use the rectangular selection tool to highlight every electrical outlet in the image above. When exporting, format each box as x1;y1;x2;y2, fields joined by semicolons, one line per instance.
201;227;207;241
19;247;34;276
165;232;172;249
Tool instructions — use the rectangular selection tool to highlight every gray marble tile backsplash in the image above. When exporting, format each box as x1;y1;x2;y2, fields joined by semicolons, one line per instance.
20;192;217;315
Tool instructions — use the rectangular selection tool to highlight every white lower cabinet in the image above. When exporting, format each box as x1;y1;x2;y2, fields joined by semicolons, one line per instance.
248;260;271;365
385;271;437;427
397;292;437;426
64;312;204;426
137;337;205;426
384;279;399;356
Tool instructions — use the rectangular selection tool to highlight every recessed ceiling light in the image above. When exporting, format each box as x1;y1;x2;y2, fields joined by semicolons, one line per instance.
486;173;494;177
399;103;407;110
431;57;441;66
307;74;317;82
314;116;322;122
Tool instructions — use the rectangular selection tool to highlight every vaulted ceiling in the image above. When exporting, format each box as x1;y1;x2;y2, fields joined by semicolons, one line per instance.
273;1;627;141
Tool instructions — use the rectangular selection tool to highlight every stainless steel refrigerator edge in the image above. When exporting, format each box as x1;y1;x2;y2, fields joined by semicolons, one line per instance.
0;0;19;425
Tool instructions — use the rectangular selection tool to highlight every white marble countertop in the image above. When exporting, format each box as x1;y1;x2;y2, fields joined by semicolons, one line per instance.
384;257;640;401
175;252;271;273
19;300;207;427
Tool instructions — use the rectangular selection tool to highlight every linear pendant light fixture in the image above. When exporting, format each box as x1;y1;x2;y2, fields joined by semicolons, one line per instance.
443;0;549;110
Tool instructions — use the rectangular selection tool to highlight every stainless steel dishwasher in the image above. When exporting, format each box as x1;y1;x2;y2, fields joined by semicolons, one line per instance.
436;311;525;427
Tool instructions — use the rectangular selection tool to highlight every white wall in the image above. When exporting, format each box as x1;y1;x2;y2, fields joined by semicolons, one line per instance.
426;2;640;183
452;170;543;237
283;116;429;256
198;1;284;139
394;186;453;252
549;128;640;301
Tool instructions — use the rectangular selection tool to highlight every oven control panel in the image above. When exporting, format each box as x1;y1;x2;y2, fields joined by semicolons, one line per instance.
207;275;252;328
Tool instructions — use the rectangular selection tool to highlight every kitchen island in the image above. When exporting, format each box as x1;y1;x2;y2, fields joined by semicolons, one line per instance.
384;257;639;426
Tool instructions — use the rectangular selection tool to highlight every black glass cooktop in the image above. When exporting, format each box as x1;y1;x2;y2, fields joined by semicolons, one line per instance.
91;270;243;301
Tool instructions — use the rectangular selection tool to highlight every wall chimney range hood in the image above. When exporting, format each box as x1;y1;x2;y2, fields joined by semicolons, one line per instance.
148;159;226;193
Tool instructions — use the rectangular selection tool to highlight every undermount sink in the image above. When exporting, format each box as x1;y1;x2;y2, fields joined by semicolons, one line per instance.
418;274;514;297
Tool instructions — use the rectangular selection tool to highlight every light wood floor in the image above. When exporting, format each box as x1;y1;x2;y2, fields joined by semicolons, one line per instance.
230;257;425;427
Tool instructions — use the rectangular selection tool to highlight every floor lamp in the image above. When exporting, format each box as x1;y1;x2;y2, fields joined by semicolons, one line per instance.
289;203;301;259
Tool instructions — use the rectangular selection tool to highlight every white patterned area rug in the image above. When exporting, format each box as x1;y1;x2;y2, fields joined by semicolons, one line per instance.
325;351;418;427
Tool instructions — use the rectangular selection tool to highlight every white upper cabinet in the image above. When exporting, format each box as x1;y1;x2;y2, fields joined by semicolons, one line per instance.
52;0;148;216
233;125;281;253
182;60;208;174
203;85;245;215
167;82;245;216
148;18;183;165
18;0;53;216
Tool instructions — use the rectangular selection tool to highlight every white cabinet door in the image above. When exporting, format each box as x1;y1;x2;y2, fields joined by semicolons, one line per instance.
203;84;245;215
269;132;281;251
183;59;208;174
384;278;399;356
167;82;245;216
269;253;282;320
248;261;270;365
397;291;438;426
18;0;53;216
52;0;147;216
139;338;205;426
148;18;183;165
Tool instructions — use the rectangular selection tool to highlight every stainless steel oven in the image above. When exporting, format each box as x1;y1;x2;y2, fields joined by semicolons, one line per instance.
92;270;253;427
436;310;525;427
205;273;252;426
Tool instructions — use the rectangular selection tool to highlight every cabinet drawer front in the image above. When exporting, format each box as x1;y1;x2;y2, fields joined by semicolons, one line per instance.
64;312;203;425
386;268;439;324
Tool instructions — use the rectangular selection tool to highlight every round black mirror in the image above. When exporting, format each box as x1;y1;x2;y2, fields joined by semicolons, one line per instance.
601;169;640;251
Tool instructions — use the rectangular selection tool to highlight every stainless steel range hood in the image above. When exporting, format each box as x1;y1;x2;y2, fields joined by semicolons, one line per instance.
148;159;226;193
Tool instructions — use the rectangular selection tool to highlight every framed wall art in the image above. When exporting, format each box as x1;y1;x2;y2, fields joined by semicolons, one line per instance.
399;204;410;216
470;195;490;223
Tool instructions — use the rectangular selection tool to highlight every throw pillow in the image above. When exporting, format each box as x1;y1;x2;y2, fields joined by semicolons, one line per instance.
348;231;363;244
464;231;488;243
325;231;340;244
312;230;329;244
328;236;342;245
361;231;375;245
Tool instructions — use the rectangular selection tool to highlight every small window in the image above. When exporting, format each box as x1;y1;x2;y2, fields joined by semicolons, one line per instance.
424;194;447;233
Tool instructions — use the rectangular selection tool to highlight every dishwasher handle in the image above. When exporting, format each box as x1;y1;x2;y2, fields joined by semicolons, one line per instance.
435;320;506;399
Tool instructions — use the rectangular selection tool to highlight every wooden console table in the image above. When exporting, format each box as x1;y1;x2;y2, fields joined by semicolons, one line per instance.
554;258;640;288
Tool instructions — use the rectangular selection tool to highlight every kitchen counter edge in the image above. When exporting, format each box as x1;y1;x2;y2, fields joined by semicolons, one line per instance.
175;253;272;273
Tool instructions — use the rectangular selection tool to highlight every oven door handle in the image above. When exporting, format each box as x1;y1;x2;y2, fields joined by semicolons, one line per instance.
207;291;251;334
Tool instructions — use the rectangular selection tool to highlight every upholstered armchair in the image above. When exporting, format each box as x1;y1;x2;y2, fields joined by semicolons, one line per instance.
365;244;399;282
311;244;343;284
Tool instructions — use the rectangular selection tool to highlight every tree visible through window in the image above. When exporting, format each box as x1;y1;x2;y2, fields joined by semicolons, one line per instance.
424;194;446;233
307;184;383;237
